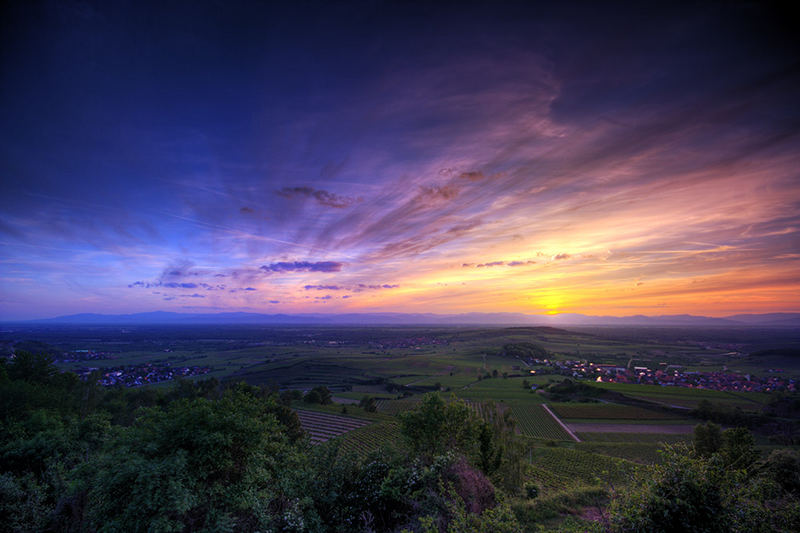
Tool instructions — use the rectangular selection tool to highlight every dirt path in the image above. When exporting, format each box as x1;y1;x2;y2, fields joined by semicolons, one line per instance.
542;403;581;442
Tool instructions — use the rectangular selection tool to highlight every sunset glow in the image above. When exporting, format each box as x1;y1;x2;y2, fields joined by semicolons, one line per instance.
0;2;797;320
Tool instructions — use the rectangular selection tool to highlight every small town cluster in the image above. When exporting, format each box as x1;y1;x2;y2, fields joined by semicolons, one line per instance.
77;363;211;387
530;358;796;393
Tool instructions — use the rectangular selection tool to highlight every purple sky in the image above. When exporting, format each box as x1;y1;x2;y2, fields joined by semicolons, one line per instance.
1;1;798;320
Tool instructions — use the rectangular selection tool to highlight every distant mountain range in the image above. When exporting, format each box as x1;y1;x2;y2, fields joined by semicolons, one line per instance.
11;311;800;327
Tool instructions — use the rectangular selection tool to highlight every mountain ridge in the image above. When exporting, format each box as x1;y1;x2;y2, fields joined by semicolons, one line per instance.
9;311;800;327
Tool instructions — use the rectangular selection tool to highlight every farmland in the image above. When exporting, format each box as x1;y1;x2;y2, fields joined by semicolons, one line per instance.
510;403;575;441
294;409;372;443
336;421;404;456
4;322;799;531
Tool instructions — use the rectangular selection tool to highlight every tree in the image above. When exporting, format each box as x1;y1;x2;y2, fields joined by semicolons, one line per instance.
84;387;308;532
398;393;478;459
764;449;800;495
693;421;722;458
719;427;757;470
6;351;57;383
304;386;332;405
359;396;377;412
608;444;727;532
477;422;502;476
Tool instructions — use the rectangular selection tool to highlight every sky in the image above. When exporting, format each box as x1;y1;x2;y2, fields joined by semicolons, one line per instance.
1;0;798;320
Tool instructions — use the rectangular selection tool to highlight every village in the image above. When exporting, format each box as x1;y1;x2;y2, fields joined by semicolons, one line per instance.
528;358;796;393
76;362;211;387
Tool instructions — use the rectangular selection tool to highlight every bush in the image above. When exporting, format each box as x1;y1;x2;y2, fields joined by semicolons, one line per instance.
608;444;726;532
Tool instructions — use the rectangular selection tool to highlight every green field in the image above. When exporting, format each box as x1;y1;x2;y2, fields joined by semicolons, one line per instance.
575;432;692;443
550;402;679;420
510;403;574;441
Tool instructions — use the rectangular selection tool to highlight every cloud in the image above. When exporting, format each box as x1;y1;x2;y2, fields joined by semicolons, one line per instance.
463;259;535;268
553;253;570;260
354;283;399;292
240;207;254;214
128;280;227;290
419;184;459;201
304;283;399;292
277;186;360;208
458;171;485;181
261;261;343;273
269;300;280;304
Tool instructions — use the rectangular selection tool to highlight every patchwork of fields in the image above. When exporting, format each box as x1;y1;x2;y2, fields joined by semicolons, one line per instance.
30;323;798;531
294;409;372;443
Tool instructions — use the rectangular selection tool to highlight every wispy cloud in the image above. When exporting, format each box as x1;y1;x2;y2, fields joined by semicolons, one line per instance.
261;261;343;273
277;187;361;208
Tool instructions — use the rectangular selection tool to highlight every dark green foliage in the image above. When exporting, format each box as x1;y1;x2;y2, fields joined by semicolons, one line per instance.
303;385;332;404
478;422;503;475
398;393;479;459
719;427;757;470
502;342;548;359
5;351;58;383
279;389;303;406
609;444;727;532
84;387;306;531
694;421;723;458
0;355;524;532
0;472;50;532
693;399;767;428
764;449;800;495
609;440;800;533
543;378;603;401
359;395;377;412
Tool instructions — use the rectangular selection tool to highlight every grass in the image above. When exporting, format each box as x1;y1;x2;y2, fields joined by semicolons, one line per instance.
575;432;691;443
549;402;680;420
511;486;608;531
457;377;546;401
562;418;694;425
527;446;639;491
592;382;767;410
573;442;670;463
